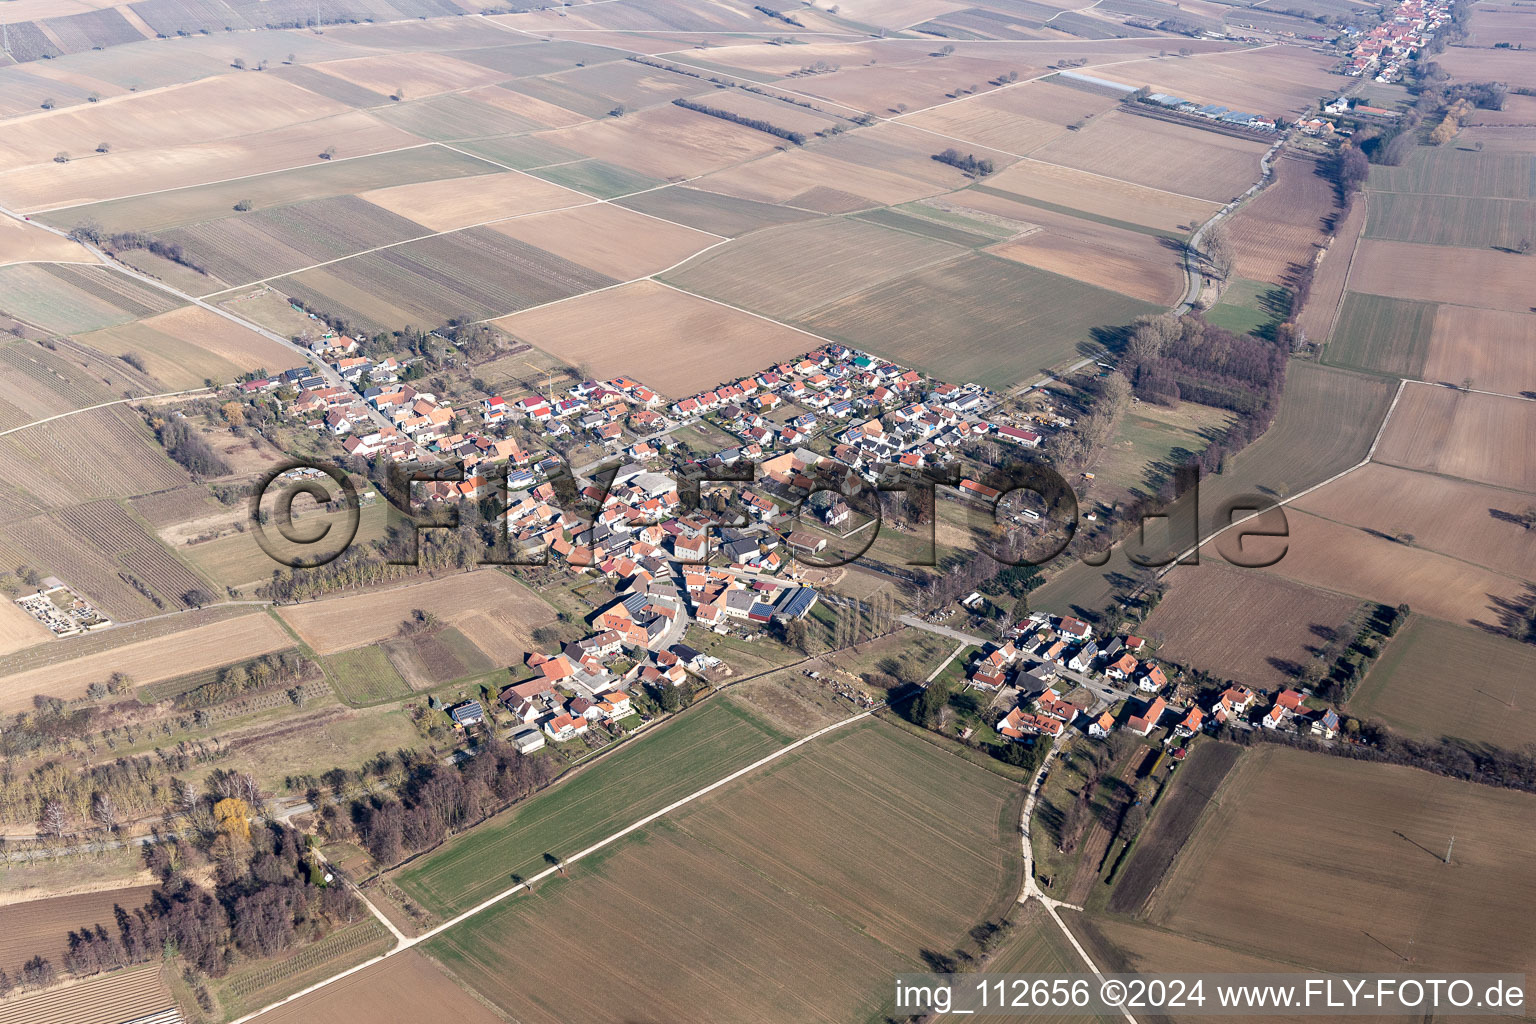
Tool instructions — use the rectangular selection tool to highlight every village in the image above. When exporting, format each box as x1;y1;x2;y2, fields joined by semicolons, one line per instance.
241;315;1084;754
1340;0;1454;81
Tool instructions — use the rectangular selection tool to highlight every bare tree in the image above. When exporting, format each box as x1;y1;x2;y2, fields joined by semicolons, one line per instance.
1203;222;1235;280
92;793;119;833
38;800;66;840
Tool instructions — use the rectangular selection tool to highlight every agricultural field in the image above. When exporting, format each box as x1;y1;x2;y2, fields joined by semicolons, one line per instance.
982;159;1218;233
0;261;183;334
0;598;51;657
489;203;718;280
1233;501;1527;628
1324;291;1436;378
323;643;413;705
159;195;432;288
3;110;422;213
614;185;820;237
664;217;964;320
311;52;509;100
1364;190;1536;250
983;204;1185;304
1292;462;1536;584
0;214;93;265
425;720;1024;1023
40;146;505;234
53;498;214;606
1294;195;1366;343
380;625;498;690
802;252;1158;388
1028;110;1269;202
207;919;394;1022
1145;746;1536;976
0;337;155;425
540;103;788;182
276;570;554;659
1088;398;1237;507
525;157;665;199
1090;43;1342;115
178;499;389;592
1106;741;1244;916
1372;383;1536;492
1370;145;1523;198
903;79;1121;157
1422;304;1536;395
395;697;792;917
1348;615;1536;749
0;404;191;512
1031;361;1396;619
1144;565;1359;689
0;885;157;976
253;949;504;1024
0;512;163;620
1226;152;1336;285
372;92;546;142
358;171;584;233
0;962;175;1024
1432;44;1536;91
1349;238;1534;313
0;608;293;711
276;226;619;336
1200;276;1289;337
76;305;295;390
495;280;818;398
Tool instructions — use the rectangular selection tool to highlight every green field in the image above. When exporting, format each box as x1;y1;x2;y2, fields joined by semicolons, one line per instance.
0;263;183;334
1348;615;1536;749
393;697;791;916
1364;191;1536;249
78;317;242;391
1203;276;1289;338
1366;146;1535;199
803;252;1158;388
1324;290;1436;377
423;720;1025;1024
324;644;413;705
1091;400;1238;503
39;146;503;233
526;157;664;199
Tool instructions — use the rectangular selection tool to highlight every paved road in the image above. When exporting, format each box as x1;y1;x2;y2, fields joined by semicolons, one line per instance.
1176;136;1287;314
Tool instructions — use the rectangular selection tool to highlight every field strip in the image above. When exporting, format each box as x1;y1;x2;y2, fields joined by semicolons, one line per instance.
1153;376;1409;577
230;708;876;1024
1321;190;1368;340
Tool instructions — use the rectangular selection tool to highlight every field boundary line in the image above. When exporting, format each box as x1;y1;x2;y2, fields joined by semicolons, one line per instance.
1320;190;1367;342
436;141;731;241
229;708;875;1023
1154;375;1407;577
0;386;215;438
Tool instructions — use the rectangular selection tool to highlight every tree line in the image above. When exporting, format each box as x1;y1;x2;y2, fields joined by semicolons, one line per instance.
672;97;808;145
338;735;557;867
1122;313;1287;477
68;221;208;275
